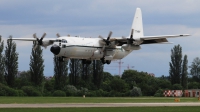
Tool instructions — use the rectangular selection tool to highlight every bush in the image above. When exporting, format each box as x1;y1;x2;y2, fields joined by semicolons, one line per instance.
63;85;78;96
0;83;18;96
53;90;66;97
154;89;164;97
130;86;142;97
77;87;88;96
17;90;26;96
21;86;42;96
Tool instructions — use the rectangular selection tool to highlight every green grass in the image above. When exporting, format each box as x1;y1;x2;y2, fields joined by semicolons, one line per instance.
1;107;200;112
0;97;199;104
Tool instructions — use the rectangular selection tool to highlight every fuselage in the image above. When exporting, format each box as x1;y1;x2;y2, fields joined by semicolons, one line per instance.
50;36;140;61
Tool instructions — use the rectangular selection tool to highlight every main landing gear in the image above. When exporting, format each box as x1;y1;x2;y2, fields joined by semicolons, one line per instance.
100;58;111;65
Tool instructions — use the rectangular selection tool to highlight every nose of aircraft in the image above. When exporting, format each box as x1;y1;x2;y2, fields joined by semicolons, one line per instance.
50;45;61;55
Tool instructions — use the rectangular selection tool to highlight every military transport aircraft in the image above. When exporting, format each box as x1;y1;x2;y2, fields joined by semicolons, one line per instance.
9;8;190;64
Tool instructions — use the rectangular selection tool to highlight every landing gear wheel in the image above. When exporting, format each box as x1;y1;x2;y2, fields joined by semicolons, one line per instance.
101;58;106;64
106;60;111;64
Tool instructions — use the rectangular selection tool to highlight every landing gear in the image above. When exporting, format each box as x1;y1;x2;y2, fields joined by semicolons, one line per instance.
101;58;111;64
106;60;111;64
101;58;106;64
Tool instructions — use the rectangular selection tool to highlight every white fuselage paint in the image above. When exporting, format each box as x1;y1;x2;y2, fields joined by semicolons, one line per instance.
53;36;139;60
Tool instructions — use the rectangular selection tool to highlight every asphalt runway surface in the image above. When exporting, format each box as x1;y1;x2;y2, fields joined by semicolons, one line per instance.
0;103;200;108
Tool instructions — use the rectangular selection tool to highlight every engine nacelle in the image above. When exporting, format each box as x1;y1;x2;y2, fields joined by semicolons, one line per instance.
122;44;141;51
92;49;104;58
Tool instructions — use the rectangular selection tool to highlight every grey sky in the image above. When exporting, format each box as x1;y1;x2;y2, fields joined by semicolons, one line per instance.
0;0;199;76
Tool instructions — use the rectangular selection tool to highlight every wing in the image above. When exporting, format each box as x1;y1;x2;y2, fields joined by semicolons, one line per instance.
140;34;190;44
9;38;56;42
9;37;57;48
9;38;37;41
108;34;190;46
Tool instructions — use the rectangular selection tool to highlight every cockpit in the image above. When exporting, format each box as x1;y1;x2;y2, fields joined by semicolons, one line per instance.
62;39;67;43
55;39;67;43
55;39;68;48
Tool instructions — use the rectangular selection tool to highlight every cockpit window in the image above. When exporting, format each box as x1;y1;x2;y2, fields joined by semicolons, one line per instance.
62;39;67;43
56;39;67;43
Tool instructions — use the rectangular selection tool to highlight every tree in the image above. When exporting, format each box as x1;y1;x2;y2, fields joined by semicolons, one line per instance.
92;60;104;89
121;70;139;89
15;71;31;88
4;37;18;87
189;57;200;82
109;77;128;93
54;56;68;90
69;59;82;86
102;72;113;82
81;62;92;84
29;42;44;86
169;44;182;85
0;35;5;84
181;55;188;89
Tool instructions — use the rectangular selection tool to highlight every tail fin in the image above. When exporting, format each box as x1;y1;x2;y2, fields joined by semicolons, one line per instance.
131;8;144;40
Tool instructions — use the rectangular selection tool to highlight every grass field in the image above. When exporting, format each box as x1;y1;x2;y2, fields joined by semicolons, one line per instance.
1;97;200;112
1;107;200;112
0;97;199;104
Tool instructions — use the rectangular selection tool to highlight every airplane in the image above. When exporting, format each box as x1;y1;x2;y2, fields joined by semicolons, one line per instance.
9;8;190;65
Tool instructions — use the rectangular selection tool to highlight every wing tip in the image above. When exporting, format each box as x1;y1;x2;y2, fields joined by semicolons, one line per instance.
180;34;190;36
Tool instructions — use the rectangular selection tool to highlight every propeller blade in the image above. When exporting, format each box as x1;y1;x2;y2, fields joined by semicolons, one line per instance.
33;44;38;50
33;33;37;39
107;31;112;41
101;45;105;52
122;36;126;39
56;33;61;38
99;35;104;39
41;33;46;39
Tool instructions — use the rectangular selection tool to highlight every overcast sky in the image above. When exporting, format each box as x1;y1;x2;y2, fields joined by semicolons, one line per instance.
0;0;200;77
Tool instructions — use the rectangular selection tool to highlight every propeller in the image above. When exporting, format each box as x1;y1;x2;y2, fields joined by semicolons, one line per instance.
33;33;46;50
99;31;112;46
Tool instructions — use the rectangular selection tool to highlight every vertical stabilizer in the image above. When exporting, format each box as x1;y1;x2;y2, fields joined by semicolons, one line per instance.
131;8;144;39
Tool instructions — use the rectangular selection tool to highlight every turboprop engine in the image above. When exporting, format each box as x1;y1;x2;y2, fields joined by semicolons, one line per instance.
122;44;141;51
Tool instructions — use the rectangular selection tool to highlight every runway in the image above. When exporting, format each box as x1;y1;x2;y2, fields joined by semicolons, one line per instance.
0;103;200;108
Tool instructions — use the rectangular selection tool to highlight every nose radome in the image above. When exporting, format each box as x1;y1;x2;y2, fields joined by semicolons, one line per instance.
50;45;60;55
